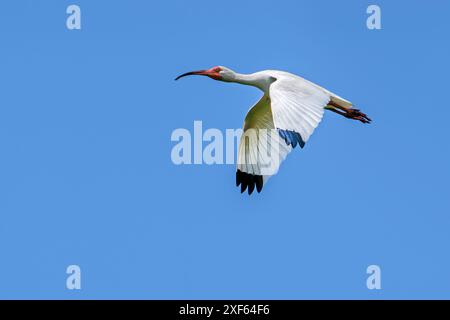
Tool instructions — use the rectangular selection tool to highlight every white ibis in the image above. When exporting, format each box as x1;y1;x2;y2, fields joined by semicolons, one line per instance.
176;66;371;195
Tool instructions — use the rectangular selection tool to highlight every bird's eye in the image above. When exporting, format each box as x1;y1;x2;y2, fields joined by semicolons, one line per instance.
215;67;222;73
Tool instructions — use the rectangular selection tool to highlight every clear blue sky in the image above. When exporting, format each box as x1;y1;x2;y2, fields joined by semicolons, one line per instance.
1;0;450;299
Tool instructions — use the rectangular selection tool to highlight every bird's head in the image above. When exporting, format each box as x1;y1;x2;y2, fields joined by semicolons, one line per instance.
175;66;236;82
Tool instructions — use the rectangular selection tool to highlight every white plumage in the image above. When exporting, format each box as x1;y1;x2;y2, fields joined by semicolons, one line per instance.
176;66;371;194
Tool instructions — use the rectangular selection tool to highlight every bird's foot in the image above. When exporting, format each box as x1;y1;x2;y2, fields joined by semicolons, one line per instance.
345;108;372;124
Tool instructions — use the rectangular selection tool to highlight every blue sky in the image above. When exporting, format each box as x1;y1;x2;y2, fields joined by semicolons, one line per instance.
1;0;450;299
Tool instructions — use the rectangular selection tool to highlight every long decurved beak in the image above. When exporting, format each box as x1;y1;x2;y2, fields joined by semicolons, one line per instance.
175;70;209;81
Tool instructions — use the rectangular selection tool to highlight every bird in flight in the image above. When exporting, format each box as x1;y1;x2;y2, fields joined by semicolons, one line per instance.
176;66;371;195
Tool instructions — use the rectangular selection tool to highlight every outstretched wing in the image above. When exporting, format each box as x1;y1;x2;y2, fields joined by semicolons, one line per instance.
269;72;331;148
236;73;334;195
236;94;292;194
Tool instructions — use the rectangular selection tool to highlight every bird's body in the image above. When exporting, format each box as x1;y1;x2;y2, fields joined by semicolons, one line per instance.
176;66;371;195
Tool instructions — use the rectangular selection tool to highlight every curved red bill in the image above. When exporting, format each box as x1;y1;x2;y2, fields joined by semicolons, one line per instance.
175;67;222;81
175;70;209;81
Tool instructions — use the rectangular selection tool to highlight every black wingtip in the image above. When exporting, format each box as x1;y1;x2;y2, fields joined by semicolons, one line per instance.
247;175;255;195
255;175;263;193
236;170;242;187
236;170;263;195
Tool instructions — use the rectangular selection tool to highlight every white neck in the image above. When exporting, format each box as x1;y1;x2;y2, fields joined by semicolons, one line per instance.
230;72;274;92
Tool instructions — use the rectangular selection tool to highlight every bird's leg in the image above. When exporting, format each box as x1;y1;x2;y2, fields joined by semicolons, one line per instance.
326;101;372;124
325;106;347;117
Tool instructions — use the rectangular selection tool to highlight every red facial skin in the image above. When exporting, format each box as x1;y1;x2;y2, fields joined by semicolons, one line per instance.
175;66;222;81
204;66;222;80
